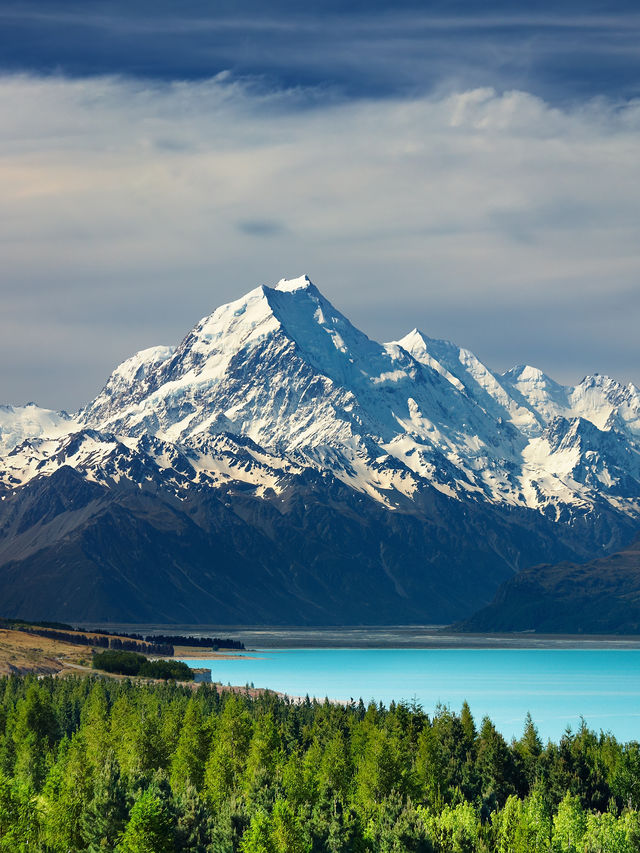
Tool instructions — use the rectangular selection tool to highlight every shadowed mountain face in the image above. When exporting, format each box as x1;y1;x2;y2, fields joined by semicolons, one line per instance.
455;538;640;634
0;276;639;624
0;464;594;624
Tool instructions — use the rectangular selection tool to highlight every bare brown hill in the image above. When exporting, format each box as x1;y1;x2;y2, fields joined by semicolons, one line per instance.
0;626;96;675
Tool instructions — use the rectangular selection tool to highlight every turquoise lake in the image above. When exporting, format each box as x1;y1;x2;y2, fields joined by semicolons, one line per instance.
181;648;640;743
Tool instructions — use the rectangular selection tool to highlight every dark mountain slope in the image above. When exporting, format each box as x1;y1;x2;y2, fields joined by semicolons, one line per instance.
0;464;603;625
455;537;640;633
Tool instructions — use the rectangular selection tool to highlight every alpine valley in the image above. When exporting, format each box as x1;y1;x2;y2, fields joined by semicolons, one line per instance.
1;276;639;625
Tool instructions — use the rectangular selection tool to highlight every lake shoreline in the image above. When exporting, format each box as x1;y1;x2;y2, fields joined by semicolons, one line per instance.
78;623;640;651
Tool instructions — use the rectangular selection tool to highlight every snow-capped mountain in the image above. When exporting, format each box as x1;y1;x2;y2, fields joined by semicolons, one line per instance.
0;403;78;453
0;275;638;624
7;274;638;515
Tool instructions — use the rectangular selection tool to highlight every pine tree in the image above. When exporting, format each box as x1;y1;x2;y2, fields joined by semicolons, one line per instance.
81;680;112;771
240;808;274;853
170;697;209;793
271;799;310;853
117;788;174;853
318;731;351;812
416;723;446;808
174;782;212;852
42;732;93;852
81;753;129;853
283;742;320;809
12;683;59;789
552;792;586;853
476;716;517;815
460;701;476;746
204;695;252;807
244;713;281;806
0;772;41;852
355;728;405;814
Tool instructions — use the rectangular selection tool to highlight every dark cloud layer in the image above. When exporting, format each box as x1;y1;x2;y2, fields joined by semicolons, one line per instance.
1;2;639;102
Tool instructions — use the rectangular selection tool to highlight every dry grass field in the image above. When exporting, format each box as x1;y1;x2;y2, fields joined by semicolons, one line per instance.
0;627;92;675
0;626;250;678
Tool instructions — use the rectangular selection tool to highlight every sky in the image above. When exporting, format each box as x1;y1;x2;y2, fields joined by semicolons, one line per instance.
1;1;639;410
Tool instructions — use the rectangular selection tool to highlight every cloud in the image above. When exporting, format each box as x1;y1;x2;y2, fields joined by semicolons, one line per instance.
1;3;640;104
0;73;638;409
237;219;287;237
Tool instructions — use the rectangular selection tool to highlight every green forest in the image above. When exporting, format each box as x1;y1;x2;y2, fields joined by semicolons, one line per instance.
1;676;639;852
91;650;194;681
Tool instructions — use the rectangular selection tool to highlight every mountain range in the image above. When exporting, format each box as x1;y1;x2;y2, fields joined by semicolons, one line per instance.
1;275;638;625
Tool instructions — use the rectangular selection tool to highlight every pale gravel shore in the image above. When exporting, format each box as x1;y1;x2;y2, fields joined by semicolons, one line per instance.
82;624;640;651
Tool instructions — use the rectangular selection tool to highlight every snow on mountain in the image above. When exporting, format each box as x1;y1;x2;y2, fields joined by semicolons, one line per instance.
500;364;570;426
396;330;542;436
2;275;639;523
394;328;640;517
569;375;640;436
80;276;505;503
81;344;175;426
499;366;640;438
0;403;78;452
0;427;306;499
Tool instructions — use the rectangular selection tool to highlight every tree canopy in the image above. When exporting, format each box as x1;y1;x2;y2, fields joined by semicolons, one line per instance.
0;674;638;851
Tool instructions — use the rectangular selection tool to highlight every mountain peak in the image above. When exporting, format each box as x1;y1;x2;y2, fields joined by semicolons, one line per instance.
396;329;463;356
274;274;315;293
576;373;617;390
397;328;427;348
504;364;547;383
